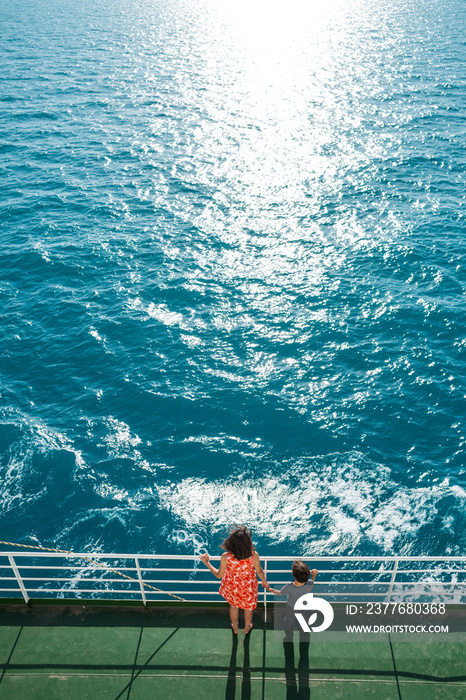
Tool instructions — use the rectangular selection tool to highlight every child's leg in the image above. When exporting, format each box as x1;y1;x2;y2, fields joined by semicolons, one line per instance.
229;605;239;633
283;614;293;642
244;608;253;633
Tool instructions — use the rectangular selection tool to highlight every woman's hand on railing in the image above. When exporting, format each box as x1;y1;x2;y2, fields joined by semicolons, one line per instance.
199;552;210;565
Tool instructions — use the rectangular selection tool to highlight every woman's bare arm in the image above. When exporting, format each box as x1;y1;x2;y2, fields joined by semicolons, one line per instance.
253;551;268;587
199;552;227;579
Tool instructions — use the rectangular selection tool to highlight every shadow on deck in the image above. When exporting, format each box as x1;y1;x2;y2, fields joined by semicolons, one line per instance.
0;603;465;699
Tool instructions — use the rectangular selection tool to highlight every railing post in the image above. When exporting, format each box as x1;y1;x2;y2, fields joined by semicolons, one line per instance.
264;558;268;623
8;555;29;605
385;558;399;604
135;557;147;607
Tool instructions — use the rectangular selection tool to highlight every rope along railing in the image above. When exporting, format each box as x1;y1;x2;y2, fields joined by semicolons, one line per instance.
0;540;186;602
1;542;465;608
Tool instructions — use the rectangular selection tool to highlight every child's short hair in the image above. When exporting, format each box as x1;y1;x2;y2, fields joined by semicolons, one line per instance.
292;560;310;583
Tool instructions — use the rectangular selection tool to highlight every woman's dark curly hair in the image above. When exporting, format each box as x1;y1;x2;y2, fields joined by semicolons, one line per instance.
222;526;254;560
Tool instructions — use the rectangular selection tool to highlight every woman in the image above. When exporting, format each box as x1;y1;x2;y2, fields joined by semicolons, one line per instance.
199;525;269;634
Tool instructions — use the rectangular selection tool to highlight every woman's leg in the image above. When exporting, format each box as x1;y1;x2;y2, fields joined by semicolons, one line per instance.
229;605;239;633
244;608;253;633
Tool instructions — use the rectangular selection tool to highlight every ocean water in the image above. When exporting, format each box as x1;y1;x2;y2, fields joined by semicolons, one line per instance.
1;0;465;560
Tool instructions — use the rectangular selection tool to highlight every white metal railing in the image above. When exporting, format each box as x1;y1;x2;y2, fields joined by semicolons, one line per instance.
1;553;465;613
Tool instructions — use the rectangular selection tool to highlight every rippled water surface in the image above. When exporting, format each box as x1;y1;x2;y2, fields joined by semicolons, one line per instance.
1;0;465;558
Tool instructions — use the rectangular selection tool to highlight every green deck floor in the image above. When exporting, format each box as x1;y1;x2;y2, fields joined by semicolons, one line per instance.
0;603;465;699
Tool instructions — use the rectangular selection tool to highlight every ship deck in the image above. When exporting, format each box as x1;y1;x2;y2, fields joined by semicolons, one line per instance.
1;601;465;699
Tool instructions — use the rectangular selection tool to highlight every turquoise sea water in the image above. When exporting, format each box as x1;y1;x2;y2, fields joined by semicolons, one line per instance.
1;0;465;559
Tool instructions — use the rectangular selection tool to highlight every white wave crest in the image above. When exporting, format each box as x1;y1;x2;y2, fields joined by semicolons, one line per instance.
156;453;454;554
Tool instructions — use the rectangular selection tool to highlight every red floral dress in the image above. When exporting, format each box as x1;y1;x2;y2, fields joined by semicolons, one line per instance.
219;553;258;610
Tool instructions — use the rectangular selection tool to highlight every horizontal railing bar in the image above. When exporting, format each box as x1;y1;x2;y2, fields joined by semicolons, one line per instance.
317;593;389;598
268;580;466;588
265;557;466;562
141;568;215;573
266;580;376;585
0;565;394;574
24;596;223;603
140;580;224;585
126;568;200;573
8;564;465;573
19;579;223;586
21;590;153;595
0;553;221;560
8;592;464;603
391;584;466;589
8;566;389;576
15;572;138;577
19;578;139;584
15;578;466;590
0;592;200;598
10;566;465;578
258;569;393;575
12;566;204;574
2;552;466;561
18;588;409;597
13;577;417;587
17;588;258;595
11;566;140;572
263;566;466;573
15;575;221;583
392;569;466;575
18;590;393;598
261;557;466;574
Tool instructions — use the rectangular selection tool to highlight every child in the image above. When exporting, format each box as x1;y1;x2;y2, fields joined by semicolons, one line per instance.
266;560;318;639
199;526;269;634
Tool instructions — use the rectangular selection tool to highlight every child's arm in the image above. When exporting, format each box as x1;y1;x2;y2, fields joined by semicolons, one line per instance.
199;552;227;579
309;569;318;588
266;586;284;596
